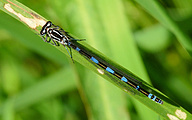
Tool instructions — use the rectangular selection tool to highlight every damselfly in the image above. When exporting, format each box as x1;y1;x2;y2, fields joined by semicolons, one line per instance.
40;21;163;104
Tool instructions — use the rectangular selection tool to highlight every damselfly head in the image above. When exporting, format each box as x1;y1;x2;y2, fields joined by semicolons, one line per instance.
46;21;52;28
40;21;52;35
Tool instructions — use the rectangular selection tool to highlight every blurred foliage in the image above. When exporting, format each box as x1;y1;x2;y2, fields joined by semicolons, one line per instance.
0;0;192;120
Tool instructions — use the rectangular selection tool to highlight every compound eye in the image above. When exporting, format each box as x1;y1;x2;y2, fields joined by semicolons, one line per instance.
43;29;46;33
40;29;46;35
46;21;52;27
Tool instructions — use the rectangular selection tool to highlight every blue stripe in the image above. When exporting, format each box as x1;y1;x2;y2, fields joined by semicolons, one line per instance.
90;57;99;64
136;86;140;90
148;93;153;99
76;47;81;52
121;76;128;82
152;96;156;101
159;100;163;104
106;67;114;74
68;42;71;46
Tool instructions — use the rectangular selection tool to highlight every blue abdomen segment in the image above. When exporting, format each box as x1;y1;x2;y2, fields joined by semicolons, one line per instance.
153;96;157;101
106;67;114;74
90;57;99;64
136;86;140;90
148;93;153;99
148;93;157;102
158;100;163;104
76;47;81;52
121;76;128;82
